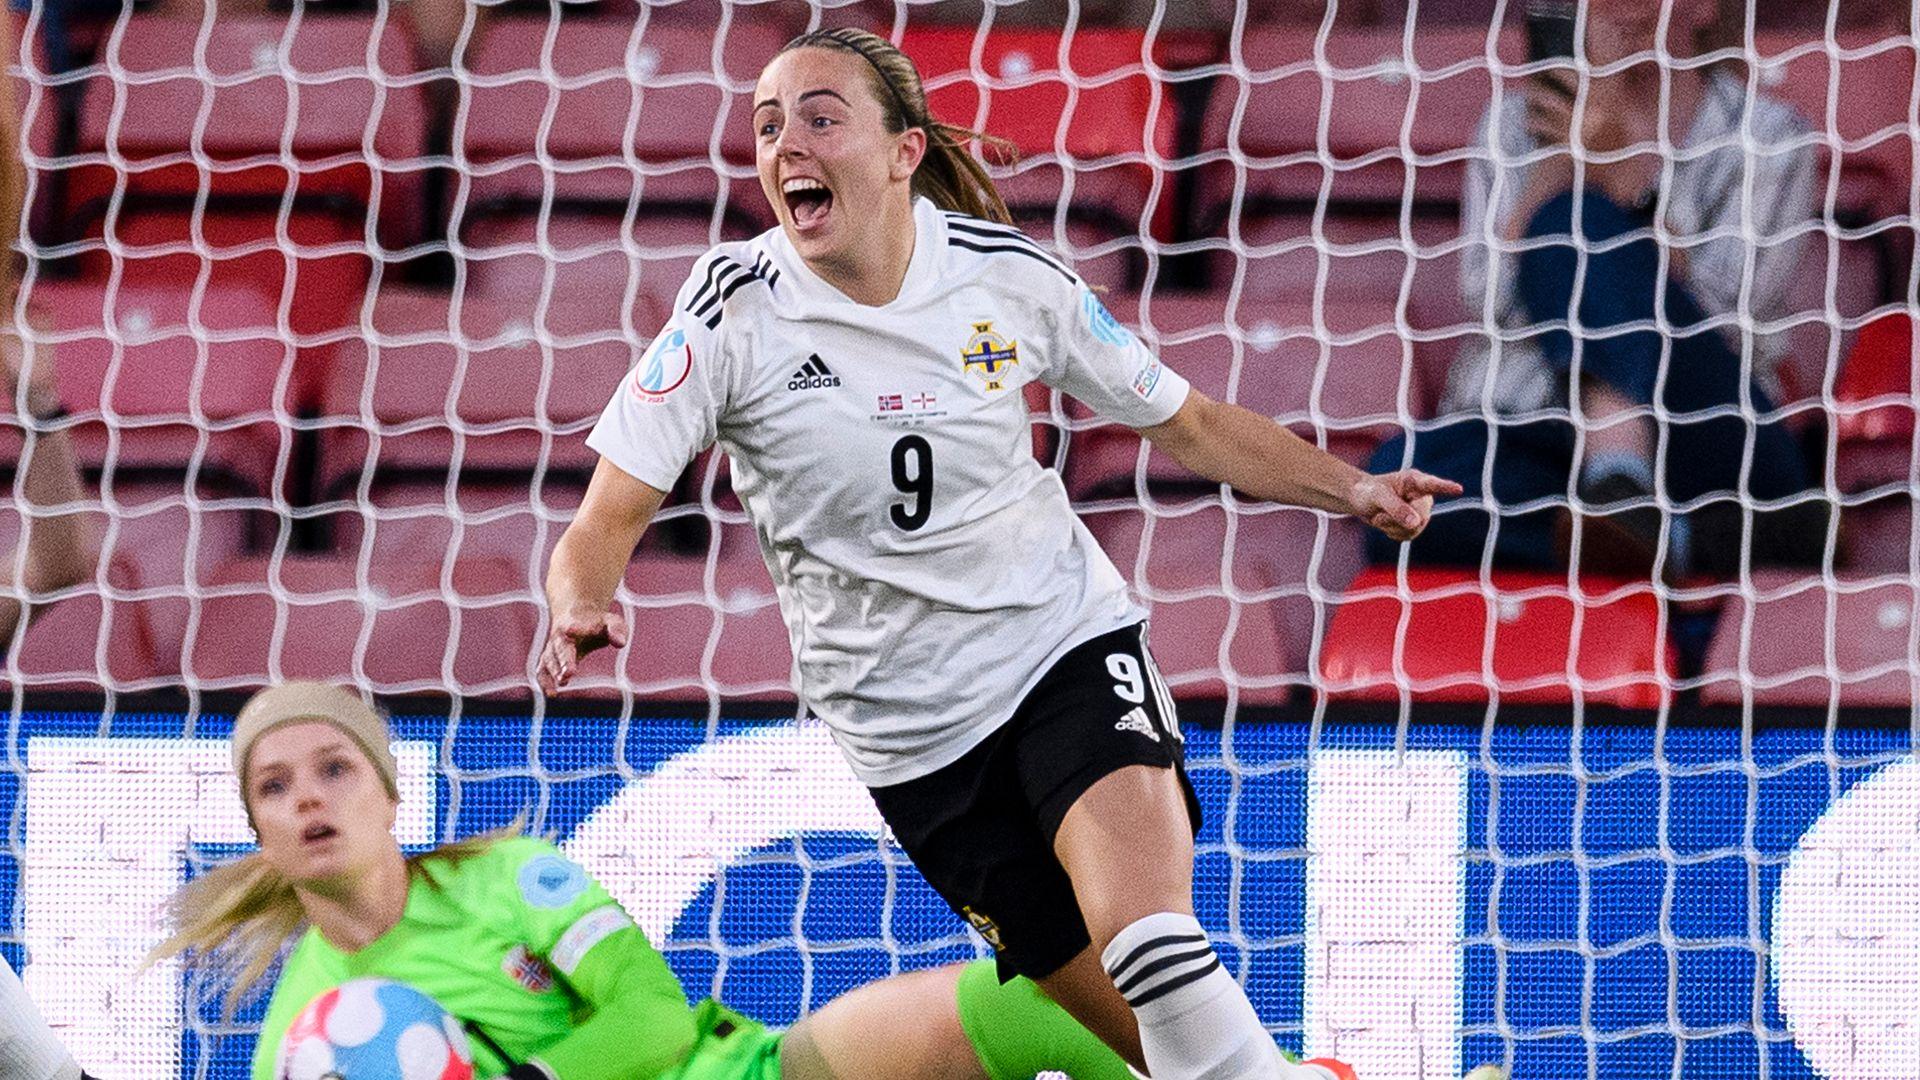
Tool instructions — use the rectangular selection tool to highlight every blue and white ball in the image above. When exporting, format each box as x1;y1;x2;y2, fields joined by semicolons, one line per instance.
276;979;475;1080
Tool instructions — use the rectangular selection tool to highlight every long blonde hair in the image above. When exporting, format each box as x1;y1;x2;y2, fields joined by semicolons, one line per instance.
780;28;1016;226
151;824;521;1017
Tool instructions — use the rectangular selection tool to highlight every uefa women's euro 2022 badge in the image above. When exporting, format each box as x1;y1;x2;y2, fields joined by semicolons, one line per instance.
960;321;1020;391
631;324;694;403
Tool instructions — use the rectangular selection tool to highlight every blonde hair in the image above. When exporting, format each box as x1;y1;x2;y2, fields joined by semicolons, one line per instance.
780;28;1015;226
150;704;527;1016
152;828;519;1016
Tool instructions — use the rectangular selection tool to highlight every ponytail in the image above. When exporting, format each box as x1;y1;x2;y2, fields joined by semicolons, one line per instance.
149;825;523;1017
782;28;1016;226
150;852;305;1019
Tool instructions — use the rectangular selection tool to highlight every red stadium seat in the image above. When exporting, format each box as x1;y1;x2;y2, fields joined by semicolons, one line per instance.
1832;311;1914;495
317;286;655;498
185;555;539;694
327;481;582;585
900;25;1176;242
1060;292;1409;499
1753;29;1916;220
1196;25;1519;221
459;211;733;316
5;554;172;690
1084;499;1365;698
65;14;426;244
460;15;786;223
1317;567;1672;707
568;529;794;701
16;278;296;497
1700;571;1919;707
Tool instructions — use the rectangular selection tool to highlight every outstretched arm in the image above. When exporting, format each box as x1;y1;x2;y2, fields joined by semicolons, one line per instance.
539;458;666;693
1140;391;1461;542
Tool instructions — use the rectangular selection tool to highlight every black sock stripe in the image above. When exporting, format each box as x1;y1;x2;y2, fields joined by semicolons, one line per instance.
1104;931;1207;981
1127;956;1223;1009
1116;944;1219;998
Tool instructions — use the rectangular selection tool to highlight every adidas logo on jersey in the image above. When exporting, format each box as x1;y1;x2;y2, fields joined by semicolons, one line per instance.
1114;707;1160;742
788;354;841;391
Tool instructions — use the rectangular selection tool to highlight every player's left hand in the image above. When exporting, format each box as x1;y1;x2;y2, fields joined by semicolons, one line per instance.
1350;469;1463;542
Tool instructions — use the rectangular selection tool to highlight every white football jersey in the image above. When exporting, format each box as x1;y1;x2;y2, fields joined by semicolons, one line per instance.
588;197;1191;786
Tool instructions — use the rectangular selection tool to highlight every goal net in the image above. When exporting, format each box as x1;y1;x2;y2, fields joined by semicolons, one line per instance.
4;2;1917;1079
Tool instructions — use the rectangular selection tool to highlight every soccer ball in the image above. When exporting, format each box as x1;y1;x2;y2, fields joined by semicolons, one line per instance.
276;979;475;1080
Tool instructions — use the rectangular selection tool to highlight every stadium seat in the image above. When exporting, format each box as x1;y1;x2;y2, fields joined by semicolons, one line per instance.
316;286;655;500
326;480;582;583
86;208;373;346
899;25;1176;271
1060;291;1409;499
64;13;426;246
1317;567;1672;707
185;555;539;694
459;211;736;316
1754;28;1916;220
1832;311;1914;495
1195;24;1519;223
459;15;786;224
4;554;172;690
567;528;794;701
1084;499;1366;697
17;278;296;498
1699;571;1918;707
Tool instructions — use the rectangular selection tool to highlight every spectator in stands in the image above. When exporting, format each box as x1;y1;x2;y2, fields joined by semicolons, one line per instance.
0;326;92;651
0;4;94;652
1371;0;1828;579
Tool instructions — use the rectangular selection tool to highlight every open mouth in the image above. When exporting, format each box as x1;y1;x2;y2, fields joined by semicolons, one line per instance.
302;823;339;844
782;177;834;232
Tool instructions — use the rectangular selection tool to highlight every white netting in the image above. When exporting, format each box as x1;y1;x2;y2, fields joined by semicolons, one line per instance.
4;2;1918;1079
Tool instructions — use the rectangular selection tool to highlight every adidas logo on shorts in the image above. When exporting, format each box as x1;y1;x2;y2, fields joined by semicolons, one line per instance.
1114;706;1160;742
788;354;841;391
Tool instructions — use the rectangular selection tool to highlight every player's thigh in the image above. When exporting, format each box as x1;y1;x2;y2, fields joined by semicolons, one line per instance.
778;964;988;1080
1052;763;1196;944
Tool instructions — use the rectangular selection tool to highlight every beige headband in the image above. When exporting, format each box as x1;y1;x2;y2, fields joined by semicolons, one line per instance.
231;682;399;804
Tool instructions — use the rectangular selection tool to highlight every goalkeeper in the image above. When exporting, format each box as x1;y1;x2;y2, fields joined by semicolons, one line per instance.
146;681;1156;1080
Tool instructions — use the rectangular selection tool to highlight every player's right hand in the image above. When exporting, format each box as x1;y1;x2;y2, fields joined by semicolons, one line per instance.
537;607;629;694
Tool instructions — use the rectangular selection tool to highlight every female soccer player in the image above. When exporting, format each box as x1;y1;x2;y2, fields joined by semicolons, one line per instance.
152;681;1151;1080
541;28;1457;1080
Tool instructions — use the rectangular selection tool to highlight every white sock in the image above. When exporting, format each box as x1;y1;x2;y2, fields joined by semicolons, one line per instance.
0;957;81;1080
1102;912;1332;1079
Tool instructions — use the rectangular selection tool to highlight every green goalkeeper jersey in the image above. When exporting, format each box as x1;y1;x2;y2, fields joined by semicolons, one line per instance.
250;836;776;1080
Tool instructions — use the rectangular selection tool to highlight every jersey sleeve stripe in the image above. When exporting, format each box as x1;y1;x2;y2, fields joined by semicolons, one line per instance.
948;236;1078;283
687;256;737;315
692;261;746;318
943;218;1078;281
704;271;762;329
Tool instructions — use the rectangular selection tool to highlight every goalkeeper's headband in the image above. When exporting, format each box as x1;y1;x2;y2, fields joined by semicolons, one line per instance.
232;681;400;806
